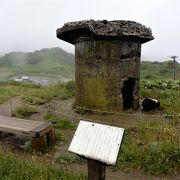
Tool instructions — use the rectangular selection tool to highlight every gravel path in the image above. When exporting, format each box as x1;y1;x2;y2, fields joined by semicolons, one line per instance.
0;96;22;117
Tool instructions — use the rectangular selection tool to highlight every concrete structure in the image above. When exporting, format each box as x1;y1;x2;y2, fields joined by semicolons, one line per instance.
57;20;154;110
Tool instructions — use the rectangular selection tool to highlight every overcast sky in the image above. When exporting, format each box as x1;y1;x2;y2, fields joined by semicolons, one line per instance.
0;0;180;61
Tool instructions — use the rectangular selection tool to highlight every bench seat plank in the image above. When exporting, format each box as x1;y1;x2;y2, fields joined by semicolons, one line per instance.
0;116;52;137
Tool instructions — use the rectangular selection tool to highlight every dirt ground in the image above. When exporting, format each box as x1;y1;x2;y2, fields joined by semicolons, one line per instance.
0;97;179;180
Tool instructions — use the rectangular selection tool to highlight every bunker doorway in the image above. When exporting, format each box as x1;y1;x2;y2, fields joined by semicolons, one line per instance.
122;78;135;110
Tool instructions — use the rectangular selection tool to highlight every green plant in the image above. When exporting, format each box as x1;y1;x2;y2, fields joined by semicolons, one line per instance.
44;112;56;122
55;153;86;165
140;60;180;80
141;80;180;90
114;122;180;175
141;88;180;113
44;113;76;129
55;130;67;142
12;105;38;118
65;80;75;96
22;96;46;105
1;81;75;103
24;141;32;152
55;118;76;129
0;88;10;104
0;149;86;179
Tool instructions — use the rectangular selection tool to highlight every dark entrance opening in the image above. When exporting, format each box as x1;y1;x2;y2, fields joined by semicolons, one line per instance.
122;78;135;110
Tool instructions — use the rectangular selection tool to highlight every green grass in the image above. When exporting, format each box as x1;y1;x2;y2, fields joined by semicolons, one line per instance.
1;48;180;81
0;80;180;176
17;82;74;102
2;79;179;114
55;131;67;142
22;96;46;105
44;113;76;129
141;61;180;80
114;121;180;175
0;88;10;104
141;88;180;113
24;141;33;152
0;47;75;79
0;80;75;106
12;105;38;118
0;150;86;180
55;153;86;165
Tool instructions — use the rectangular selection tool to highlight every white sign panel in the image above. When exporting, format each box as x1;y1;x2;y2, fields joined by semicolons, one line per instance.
68;121;124;165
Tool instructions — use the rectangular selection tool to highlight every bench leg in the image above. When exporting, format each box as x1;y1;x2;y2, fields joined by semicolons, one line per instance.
46;129;55;146
32;135;46;151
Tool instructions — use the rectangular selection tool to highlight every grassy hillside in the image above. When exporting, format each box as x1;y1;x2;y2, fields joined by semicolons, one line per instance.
141;60;180;80
0;80;179;176
0;48;179;81
0;47;75;79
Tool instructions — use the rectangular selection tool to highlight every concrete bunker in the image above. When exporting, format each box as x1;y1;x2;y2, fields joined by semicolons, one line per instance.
56;20;154;111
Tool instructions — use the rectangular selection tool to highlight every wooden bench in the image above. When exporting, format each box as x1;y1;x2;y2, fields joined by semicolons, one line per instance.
0;116;55;150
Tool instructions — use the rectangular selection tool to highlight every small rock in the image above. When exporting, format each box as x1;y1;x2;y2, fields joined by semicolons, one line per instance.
141;97;160;111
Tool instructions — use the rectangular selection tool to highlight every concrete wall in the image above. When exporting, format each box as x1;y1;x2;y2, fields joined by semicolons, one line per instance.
75;39;141;111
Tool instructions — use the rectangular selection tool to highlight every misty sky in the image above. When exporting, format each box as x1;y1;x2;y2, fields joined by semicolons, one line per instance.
0;0;180;61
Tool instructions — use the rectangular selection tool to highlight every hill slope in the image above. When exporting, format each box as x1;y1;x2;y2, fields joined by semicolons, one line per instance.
0;47;75;79
141;60;180;80
0;47;179;81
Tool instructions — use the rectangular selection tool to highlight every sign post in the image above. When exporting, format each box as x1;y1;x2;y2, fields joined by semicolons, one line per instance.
88;159;105;180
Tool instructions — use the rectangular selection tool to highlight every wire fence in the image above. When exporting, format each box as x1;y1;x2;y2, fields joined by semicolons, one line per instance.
7;88;180;115
7;89;180;128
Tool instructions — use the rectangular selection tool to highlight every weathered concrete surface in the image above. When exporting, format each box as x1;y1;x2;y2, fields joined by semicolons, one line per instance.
57;20;154;111
57;20;154;44
75;40;141;110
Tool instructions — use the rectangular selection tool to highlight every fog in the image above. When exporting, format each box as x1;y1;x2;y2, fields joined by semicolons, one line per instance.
0;0;180;62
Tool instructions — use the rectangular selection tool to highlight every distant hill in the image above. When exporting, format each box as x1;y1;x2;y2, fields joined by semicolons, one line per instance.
0;47;179;81
141;60;180;80
0;47;75;79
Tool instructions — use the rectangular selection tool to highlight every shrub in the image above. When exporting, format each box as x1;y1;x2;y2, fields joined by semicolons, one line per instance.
55;153;86;165
24;141;32;152
55;118;76;129
65;80;75;97
44;113;76;129
55;131;67;142
12;105;38;118
22;96;46;105
141;80;180;90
